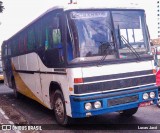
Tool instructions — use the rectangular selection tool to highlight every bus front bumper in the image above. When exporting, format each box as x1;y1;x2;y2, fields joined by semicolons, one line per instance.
70;85;158;118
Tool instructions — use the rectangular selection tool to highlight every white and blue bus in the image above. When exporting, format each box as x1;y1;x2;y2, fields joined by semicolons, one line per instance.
1;5;158;125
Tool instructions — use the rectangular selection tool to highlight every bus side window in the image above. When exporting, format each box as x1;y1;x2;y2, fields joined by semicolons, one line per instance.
52;29;62;47
67;30;73;61
27;29;36;51
51;28;64;64
23;33;27;53
37;21;43;48
8;45;11;56
44;15;64;67
10;41;14;55
2;43;8;57
18;35;24;54
51;15;62;48
12;39;18;55
2;43;11;57
5;44;7;56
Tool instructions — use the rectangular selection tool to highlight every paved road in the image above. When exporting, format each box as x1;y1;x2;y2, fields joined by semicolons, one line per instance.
0;83;160;133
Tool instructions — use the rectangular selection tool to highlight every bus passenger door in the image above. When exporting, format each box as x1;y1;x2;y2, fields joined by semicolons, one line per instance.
37;14;66;108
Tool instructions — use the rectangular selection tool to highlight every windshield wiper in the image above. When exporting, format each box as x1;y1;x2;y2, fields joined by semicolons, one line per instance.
120;35;141;61
97;41;115;66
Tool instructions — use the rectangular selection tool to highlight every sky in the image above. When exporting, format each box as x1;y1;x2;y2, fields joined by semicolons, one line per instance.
0;0;157;46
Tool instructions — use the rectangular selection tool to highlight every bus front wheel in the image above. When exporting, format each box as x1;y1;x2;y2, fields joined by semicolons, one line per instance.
157;99;160;108
52;90;70;125
119;107;138;116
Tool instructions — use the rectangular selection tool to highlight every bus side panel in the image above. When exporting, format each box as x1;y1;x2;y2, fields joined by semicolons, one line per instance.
11;53;45;107
37;54;72;117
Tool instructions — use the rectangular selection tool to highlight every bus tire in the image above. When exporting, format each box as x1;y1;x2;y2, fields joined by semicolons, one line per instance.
119;107;138;116
52;89;70;125
12;79;19;98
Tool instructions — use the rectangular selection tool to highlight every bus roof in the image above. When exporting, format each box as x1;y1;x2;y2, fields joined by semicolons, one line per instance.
62;3;143;10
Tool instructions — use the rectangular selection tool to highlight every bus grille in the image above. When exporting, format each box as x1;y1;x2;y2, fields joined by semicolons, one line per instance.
74;75;155;94
107;95;139;107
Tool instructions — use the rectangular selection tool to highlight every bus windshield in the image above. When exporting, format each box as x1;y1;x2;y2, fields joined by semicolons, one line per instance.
68;10;150;63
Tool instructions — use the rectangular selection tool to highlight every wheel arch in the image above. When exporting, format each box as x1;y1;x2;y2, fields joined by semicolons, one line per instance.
49;81;63;108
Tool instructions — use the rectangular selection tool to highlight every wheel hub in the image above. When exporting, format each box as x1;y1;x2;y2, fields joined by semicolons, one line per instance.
55;98;64;119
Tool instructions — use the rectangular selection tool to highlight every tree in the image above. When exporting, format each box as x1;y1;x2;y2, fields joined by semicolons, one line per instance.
0;1;4;13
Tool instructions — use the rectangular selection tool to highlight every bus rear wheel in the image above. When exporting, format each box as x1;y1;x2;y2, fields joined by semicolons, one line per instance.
52;90;70;125
119;107;138;116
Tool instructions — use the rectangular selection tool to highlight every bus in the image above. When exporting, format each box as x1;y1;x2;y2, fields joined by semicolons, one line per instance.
1;5;158;125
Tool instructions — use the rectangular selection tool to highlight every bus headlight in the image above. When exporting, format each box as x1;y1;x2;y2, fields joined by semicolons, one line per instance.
150;92;155;99
94;101;101;109
143;93;149;100
85;103;92;110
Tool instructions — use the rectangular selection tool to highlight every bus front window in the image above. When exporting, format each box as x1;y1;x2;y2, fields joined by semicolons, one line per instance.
68;11;117;63
112;11;149;59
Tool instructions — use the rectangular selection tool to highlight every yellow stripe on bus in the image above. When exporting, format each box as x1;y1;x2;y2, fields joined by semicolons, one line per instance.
12;64;49;108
